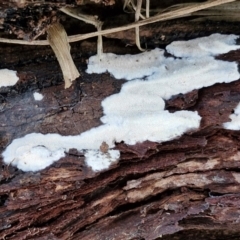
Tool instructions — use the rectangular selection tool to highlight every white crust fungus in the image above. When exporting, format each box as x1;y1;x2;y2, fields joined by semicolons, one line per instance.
3;34;240;172
0;69;19;87
33;92;44;101
223;103;240;130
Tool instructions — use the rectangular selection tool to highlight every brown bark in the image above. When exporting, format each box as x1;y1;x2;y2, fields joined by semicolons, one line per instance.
1;1;240;240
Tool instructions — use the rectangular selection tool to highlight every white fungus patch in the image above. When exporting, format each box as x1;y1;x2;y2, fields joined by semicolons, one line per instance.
33;92;44;101
15;145;65;172
87;33;240;83
2;34;240;172
115;56;239;100
84;150;120;171
86;49;165;80
223;103;240;130
166;33;240;58
0;69;19;87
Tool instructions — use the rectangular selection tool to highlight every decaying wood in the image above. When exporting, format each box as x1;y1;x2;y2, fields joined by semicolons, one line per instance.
1;1;240;239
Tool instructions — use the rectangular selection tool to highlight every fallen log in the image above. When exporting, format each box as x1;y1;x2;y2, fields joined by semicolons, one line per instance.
1;1;240;239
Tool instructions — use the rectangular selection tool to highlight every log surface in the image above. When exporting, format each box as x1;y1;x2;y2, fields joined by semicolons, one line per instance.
1;3;240;239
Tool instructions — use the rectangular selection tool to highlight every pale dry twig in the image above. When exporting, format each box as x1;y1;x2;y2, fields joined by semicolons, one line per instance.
47;23;80;88
0;0;236;46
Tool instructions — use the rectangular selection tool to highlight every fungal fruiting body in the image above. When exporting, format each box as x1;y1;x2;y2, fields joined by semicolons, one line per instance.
3;34;240;172
0;69;19;87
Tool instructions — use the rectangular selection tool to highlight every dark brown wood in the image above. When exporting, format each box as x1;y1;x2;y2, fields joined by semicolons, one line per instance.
1;1;240;239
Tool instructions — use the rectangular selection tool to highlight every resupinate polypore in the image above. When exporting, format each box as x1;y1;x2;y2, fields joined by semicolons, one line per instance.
2;34;240;172
0;69;19;87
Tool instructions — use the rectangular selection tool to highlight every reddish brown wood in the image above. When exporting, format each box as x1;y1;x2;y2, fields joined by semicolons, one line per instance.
1;2;240;239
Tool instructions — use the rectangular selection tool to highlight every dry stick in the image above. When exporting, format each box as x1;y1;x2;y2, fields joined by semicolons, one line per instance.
146;0;150;18
190;1;240;15
69;0;236;39
123;0;129;10
129;0;146;19
60;7;102;28
135;0;145;51
156;1;240;22
97;22;103;59
60;7;104;59
0;0;236;46
125;0;148;51
47;23;80;88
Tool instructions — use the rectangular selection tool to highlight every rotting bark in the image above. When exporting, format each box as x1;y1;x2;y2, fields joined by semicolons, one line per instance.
1;2;240;240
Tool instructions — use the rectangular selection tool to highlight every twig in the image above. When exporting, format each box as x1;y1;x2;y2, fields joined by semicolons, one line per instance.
47;23;80;88
60;7;103;29
60;6;103;58
146;0;150;18
135;0;145;51
130;0;146;19
0;0;236;46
